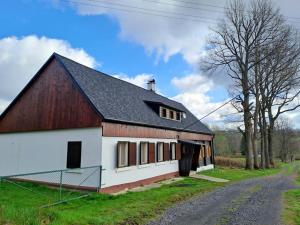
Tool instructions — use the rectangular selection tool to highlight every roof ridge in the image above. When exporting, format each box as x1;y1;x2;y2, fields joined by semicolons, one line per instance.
54;53;183;106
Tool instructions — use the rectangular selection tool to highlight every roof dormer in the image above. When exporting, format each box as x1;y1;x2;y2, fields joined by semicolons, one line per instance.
159;106;184;122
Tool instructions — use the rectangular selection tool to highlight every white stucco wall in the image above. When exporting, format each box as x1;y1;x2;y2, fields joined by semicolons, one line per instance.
101;137;179;188
0;128;102;188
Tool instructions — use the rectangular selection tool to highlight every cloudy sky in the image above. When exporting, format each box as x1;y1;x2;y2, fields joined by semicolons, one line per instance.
1;0;300;128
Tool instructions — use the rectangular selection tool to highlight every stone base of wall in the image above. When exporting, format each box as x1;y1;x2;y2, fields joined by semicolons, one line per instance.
100;171;179;194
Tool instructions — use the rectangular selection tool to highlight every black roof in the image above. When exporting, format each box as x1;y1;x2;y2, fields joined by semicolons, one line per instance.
55;53;212;135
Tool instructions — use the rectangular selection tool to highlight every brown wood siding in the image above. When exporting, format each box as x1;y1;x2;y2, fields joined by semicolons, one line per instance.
163;143;170;161
102;122;213;141
148;143;155;163
129;142;137;166
0;59;101;133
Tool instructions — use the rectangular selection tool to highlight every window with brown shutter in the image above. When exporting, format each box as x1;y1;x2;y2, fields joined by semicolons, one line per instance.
170;142;176;160
175;143;181;160
140;142;149;165
200;145;205;158
148;143;155;163
163;143;170;161
207;145;212;157
129;142;137;166
117;141;129;168
157;142;164;162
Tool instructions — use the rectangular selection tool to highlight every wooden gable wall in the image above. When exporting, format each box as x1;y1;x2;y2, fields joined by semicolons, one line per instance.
0;58;101;133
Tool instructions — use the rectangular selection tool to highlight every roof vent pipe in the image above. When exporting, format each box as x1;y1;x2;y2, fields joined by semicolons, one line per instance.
147;79;156;92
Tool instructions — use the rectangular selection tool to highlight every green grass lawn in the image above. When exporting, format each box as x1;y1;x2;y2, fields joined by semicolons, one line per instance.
0;165;287;225
283;163;300;225
201;166;282;181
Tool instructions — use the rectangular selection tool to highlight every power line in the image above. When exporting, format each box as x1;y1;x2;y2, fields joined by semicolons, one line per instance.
141;0;224;14
84;0;218;21
62;0;300;26
65;0;300;26
182;68;278;131
163;0;300;22
64;0;219;24
182;96;237;130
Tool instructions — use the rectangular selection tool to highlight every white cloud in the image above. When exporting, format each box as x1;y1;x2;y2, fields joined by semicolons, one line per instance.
113;73;153;88
65;0;300;66
0;35;98;113
67;0;223;65
171;73;237;127
171;73;213;93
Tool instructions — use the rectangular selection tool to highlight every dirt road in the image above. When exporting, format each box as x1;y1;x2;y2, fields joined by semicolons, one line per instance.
148;173;296;225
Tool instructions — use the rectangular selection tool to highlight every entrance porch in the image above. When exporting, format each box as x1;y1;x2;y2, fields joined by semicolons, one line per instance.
178;140;214;176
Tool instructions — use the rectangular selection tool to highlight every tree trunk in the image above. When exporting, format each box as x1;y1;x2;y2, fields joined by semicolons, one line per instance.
243;73;254;170
268;120;275;167
251;122;259;169
260;130;266;169
261;105;270;168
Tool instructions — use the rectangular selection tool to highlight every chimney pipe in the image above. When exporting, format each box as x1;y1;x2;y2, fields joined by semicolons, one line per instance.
147;79;156;92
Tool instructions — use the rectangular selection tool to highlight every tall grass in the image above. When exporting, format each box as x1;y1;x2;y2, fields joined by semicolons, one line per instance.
214;156;245;168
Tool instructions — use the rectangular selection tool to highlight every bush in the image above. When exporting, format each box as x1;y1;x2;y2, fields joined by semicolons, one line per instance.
215;156;245;168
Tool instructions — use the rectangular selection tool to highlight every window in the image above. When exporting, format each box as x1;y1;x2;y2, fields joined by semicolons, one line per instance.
160;107;167;118
140;142;149;164
170;142;176;160
176;112;181;121
169;110;174;119
157;142;164;162
67;141;82;169
159;106;181;121
117;142;129;168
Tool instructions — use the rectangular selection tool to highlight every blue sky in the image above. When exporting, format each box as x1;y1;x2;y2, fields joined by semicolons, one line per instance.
1;0;193;97
1;0;299;127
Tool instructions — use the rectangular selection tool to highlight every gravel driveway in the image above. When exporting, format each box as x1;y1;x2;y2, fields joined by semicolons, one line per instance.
148;173;297;225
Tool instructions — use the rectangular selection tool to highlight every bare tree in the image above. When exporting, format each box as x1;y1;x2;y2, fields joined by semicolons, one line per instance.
275;117;298;162
255;24;300;166
202;0;284;169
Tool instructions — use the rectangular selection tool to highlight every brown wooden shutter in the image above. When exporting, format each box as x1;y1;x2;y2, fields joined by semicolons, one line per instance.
148;142;155;163
175;143;181;160
116;142;121;168
208;146;211;157
163;143;170;161
129;142;137;166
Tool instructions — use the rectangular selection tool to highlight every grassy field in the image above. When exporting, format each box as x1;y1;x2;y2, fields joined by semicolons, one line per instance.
283;164;300;225
202;165;282;181
0;165;287;225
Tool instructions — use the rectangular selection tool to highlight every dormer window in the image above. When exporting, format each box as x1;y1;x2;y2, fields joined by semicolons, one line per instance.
176;112;181;120
159;106;183;121
170;110;174;119
162;108;167;118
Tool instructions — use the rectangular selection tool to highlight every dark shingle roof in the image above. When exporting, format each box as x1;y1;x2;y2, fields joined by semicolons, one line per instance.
56;54;212;135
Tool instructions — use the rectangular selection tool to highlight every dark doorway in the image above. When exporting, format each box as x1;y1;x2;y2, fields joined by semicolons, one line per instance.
191;146;200;171
178;143;194;176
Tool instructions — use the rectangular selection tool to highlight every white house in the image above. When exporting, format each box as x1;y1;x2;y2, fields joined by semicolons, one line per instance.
0;53;214;193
